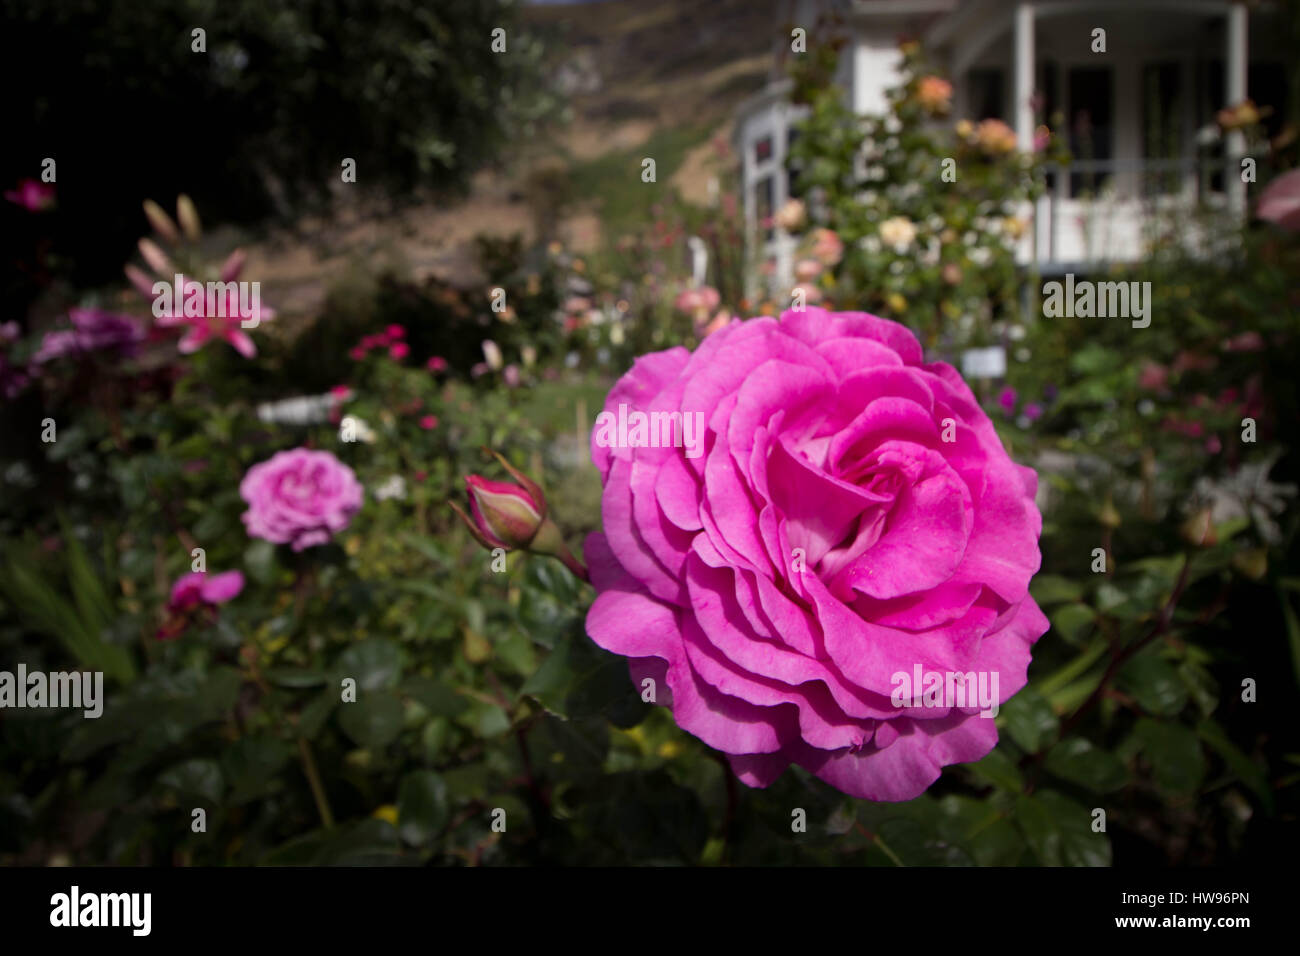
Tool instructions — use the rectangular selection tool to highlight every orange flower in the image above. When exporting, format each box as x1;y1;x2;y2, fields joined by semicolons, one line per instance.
916;75;953;114
1217;99;1267;131
975;118;1017;154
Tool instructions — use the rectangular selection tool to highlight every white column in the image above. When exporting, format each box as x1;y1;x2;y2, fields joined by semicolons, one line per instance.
1014;3;1036;151
1225;2;1248;215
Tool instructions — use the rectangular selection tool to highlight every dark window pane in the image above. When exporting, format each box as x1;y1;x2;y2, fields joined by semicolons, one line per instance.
755;177;774;240
1142;62;1183;195
787;128;803;199
1250;62;1288;139
968;68;1005;120
1068;67;1113;195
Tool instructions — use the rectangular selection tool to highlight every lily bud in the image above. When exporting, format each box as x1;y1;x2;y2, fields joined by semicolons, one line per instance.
137;238;172;276
176;194;202;241
142;199;180;242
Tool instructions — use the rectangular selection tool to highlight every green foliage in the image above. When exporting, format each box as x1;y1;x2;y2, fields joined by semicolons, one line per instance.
1;28;1296;866
786;40;1065;348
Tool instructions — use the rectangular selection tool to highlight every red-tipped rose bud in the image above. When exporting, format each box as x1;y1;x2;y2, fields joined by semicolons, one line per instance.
449;456;588;582
462;474;545;549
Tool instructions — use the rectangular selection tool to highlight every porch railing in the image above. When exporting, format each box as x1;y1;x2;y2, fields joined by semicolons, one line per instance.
1032;154;1245;266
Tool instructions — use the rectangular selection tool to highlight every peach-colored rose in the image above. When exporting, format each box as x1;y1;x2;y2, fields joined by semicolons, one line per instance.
916;75;953;114
775;198;807;232
975;119;1017;154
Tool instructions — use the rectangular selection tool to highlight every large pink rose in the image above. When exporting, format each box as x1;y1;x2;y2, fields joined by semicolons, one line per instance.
585;308;1047;801
240;448;364;551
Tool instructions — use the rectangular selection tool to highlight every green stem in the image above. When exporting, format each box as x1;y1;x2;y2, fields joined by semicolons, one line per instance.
298;736;334;829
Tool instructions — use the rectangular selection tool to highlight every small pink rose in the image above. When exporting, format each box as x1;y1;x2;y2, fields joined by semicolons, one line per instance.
240;448;363;551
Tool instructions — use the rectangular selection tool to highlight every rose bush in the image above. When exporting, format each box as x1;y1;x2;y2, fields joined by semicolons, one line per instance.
585;307;1048;800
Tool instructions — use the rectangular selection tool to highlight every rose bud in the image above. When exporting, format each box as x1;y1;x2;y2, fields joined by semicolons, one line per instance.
449;451;588;580
461;475;545;550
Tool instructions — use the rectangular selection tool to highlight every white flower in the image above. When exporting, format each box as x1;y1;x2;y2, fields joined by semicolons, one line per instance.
1194;452;1297;545
879;216;917;251
339;415;377;444
920;238;941;267
372;475;407;501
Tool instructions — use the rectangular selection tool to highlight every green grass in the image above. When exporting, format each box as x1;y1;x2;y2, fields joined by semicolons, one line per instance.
566;124;711;238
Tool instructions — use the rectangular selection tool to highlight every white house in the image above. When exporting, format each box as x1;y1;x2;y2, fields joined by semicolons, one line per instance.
735;0;1291;287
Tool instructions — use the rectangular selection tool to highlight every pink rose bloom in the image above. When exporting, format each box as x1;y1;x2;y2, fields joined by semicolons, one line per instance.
791;282;823;305
419;414;438;430
167;570;245;613
240;448;364;551
997;385;1018;415
810;228;844;267
794;259;823;283
1137;361;1168;391
389;342;410;361
584;308;1046;801
1257;169;1300;232
673;286;721;317
427;356;448;373
386;324;406;340
4;178;55;212
1221;331;1264;352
